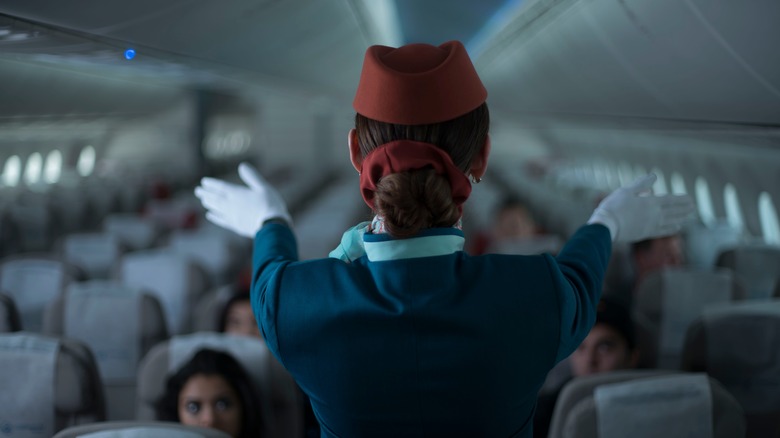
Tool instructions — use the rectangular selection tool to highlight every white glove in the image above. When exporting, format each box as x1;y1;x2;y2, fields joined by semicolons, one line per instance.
587;174;694;243
194;162;291;238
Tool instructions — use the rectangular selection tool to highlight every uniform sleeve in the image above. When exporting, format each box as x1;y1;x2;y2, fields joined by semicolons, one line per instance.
546;223;612;363
250;223;299;362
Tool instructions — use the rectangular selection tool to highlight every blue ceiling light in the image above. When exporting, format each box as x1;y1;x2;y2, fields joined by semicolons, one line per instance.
124;49;136;60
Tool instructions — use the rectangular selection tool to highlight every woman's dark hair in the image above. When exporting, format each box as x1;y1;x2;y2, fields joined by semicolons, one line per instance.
355;103;489;237
218;288;251;333
155;348;263;438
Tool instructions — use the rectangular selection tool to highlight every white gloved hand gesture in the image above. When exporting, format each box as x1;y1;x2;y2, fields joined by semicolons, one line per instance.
587;174;694;243
194;162;291;238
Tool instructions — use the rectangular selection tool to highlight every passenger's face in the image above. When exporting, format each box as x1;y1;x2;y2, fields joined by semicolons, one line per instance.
636;236;684;278
494;206;535;239
178;374;243;437
570;324;634;377
224;300;261;338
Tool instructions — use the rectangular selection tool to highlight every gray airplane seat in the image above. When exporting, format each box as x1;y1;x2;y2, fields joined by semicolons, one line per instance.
137;332;303;438
120;250;208;336
0;333;106;437
715;244;780;300
197;221;253;255
43;281;168;420
0;292;21;332
0;255;80;332
681;300;780;438
548;370;745;438
167;230;240;288
684;222;743;270
540;357;573;394
633;267;744;369
191;285;234;332
143;196;199;232
62;233;125;280
103;214;160;252
52;421;230;438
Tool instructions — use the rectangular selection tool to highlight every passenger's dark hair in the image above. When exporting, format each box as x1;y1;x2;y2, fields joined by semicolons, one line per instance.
155;348;263;438
495;195;533;218
630;238;655;256
355;102;490;237
218;288;251;333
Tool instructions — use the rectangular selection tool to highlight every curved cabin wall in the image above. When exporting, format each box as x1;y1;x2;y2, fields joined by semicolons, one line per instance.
478;0;780;125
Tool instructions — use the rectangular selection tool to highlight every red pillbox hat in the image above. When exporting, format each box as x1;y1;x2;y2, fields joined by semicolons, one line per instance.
353;41;487;125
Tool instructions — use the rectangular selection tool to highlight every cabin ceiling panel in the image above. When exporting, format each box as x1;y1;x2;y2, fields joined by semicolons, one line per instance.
477;0;780;127
0;0;370;97
688;0;780;93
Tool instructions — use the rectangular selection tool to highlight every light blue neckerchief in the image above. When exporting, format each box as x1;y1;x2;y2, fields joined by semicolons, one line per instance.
328;221;371;262
328;221;465;263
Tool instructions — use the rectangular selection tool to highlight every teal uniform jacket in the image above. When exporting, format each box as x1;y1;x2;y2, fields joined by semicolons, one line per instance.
251;222;611;437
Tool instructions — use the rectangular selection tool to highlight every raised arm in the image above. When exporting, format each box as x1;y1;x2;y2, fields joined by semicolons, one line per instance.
194;162;292;237
553;174;694;361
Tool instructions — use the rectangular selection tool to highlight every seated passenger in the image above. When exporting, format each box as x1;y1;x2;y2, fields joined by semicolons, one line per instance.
631;234;685;289
533;296;638;437
156;349;263;438
492;196;537;238
470;196;538;254
218;282;320;437
219;289;261;339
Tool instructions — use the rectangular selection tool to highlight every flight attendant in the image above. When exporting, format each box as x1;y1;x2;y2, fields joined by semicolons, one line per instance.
195;41;693;437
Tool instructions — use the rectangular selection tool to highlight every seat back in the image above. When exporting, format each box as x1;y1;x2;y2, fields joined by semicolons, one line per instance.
0;256;76;332
552;372;744;438
684;222;743;270
137;333;302;438
43;281;168;420
168;231;237;287
682;300;780;438
120;250;207;335
633;267;742;368
143;197;199;232
52;421;230;438
540;357;573;394
191;286;234;333
716;244;780;300
0;292;21;332
63;233;124;280
104;214;160;251
0;333;105;436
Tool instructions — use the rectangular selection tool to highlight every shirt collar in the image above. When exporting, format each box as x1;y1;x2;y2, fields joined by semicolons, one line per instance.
329;223;465;262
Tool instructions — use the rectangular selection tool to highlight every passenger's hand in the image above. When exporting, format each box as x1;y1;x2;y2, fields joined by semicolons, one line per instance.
194;162;292;238
587;174;694;242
